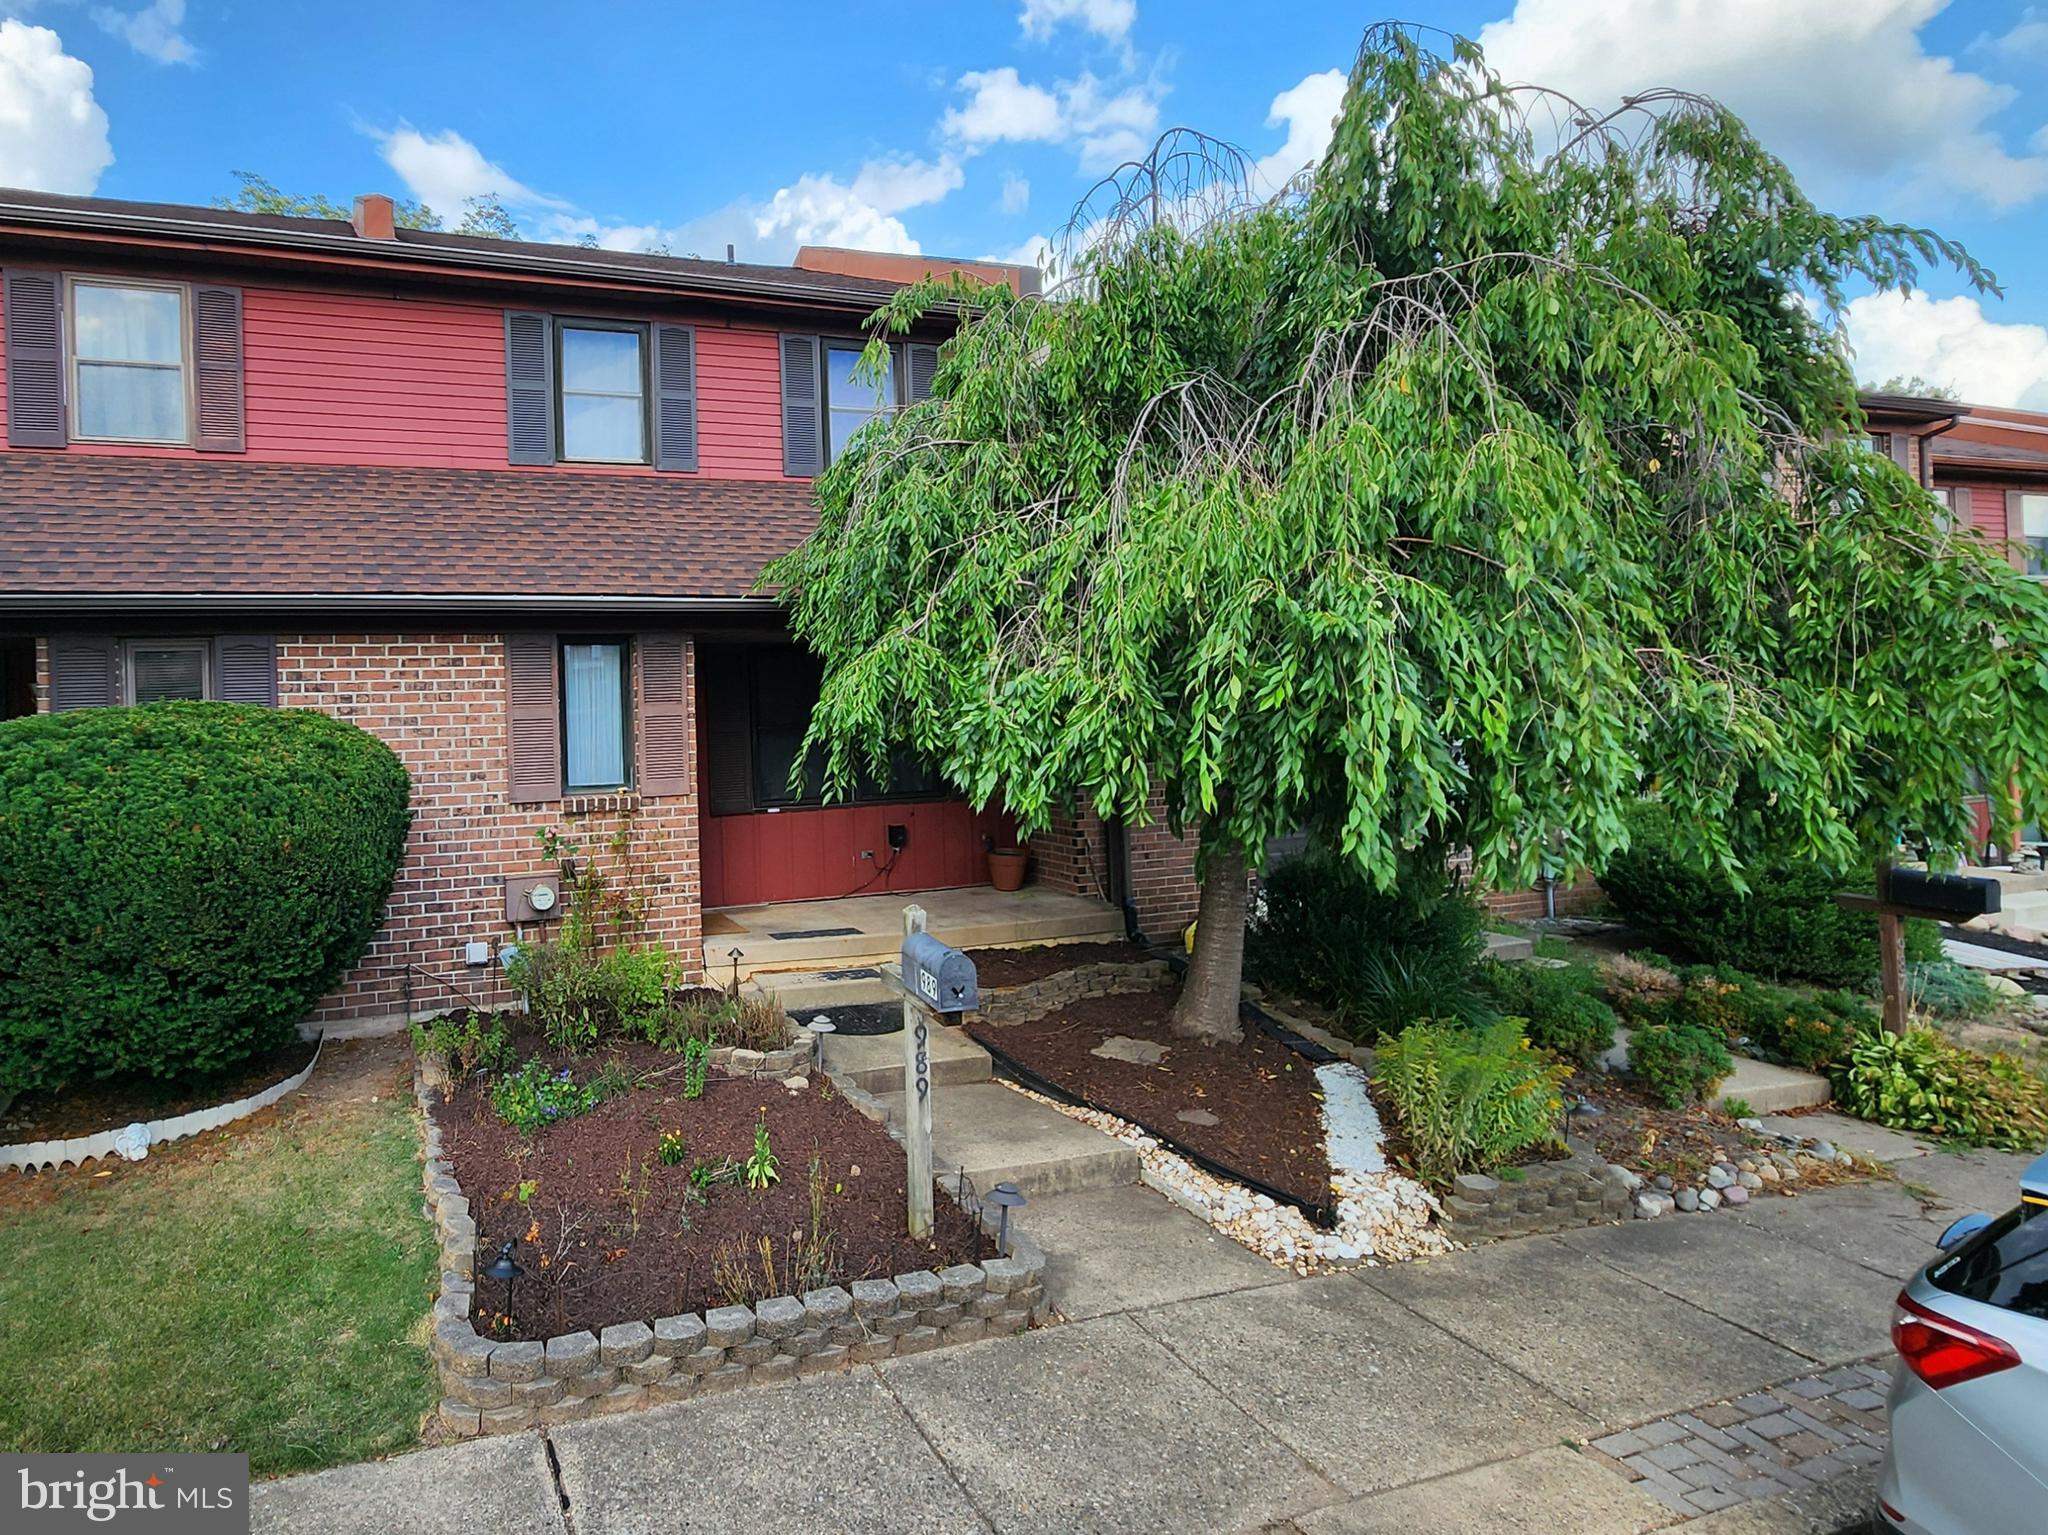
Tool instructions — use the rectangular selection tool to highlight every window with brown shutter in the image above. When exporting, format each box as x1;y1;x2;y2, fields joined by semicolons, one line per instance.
192;285;246;452
637;633;690;796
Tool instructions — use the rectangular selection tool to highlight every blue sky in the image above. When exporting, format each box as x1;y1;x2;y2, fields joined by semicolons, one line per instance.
3;1;2047;404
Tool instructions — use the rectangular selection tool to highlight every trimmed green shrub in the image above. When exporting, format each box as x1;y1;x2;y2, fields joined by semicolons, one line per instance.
1834;1027;2048;1150
1474;959;1617;1069
1627;1022;1734;1108
1250;846;1492;1039
1904;960;1998;1019
0;703;410;1095
1598;804;1940;987
1374;1018;1569;1184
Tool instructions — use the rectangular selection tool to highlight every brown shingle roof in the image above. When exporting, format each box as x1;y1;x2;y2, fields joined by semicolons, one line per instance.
0;455;818;607
1931;437;2048;473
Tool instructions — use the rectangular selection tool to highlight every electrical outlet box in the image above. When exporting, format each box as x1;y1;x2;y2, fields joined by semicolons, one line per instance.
887;824;909;850
858;849;874;861
463;940;492;967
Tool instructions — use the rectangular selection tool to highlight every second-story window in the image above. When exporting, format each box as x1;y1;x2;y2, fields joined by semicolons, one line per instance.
558;322;647;464
70;280;188;444
823;341;898;464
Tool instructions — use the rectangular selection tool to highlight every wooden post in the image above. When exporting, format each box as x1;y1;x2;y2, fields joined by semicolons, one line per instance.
901;903;934;1239
1875;860;1909;1038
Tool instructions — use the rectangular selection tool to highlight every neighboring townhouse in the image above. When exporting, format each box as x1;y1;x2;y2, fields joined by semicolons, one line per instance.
1862;390;2048;850
0;188;1197;1029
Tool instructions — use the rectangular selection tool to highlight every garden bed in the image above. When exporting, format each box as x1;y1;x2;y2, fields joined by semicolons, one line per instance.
429;1049;988;1338
963;940;1153;988
966;990;1335;1211
0;1034;319;1143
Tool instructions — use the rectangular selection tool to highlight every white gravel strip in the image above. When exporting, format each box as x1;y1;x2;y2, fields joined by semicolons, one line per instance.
997;1071;1449;1274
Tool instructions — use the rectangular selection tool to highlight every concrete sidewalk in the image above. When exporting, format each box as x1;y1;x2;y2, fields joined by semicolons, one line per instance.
251;1147;2033;1535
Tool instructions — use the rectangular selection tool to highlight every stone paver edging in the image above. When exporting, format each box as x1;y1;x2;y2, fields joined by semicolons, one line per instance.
1;1037;324;1174
414;1051;1052;1436
1440;1136;1636;1240
969;955;1173;1025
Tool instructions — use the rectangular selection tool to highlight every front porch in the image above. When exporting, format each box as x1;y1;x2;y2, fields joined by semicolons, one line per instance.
699;885;1127;984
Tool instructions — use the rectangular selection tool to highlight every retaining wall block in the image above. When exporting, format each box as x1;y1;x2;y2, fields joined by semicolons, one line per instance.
599;1320;654;1366
653;1314;706;1358
703;1306;756;1349
545;1331;600;1378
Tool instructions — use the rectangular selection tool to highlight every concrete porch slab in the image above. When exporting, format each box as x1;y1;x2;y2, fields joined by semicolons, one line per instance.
703;886;1124;979
822;1023;992;1095
873;1080;1139;1197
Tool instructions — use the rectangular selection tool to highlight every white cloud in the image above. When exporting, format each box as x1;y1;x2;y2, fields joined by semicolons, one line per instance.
753;154;963;258
944;66;1162;172
999;169;1031;214
1844;288;2048;410
1478;0;2048;212
1252;68;1346;194
0;20;111;193
93;0;192;65
1018;0;1134;44
1983;9;2048;62
374;125;571;224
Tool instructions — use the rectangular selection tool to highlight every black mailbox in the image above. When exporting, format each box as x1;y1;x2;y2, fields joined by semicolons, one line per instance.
902;932;979;1013
1883;868;2002;919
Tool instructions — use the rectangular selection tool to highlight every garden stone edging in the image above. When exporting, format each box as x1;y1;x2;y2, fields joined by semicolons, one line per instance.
0;1037;324;1174
969;957;1174;1025
1437;1136;1635;1241
414;1052;1053;1436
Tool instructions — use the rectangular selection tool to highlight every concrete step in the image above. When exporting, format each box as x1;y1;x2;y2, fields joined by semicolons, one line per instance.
823;1023;992;1096
1483;930;1534;963
749;969;891;1014
873;1081;1141;1198
1712;1053;1831;1115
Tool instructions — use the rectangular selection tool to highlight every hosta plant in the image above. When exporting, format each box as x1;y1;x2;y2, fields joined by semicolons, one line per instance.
1833;1028;2048;1151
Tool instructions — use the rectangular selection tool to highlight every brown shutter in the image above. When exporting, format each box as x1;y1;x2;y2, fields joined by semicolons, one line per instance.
637;633;690;796
906;342;939;402
506;634;562;803
192;285;246;452
652;324;698;471
212;634;276;704
5;269;65;447
48;634;119;710
699;643;753;815
780;334;821;476
505;312;555;465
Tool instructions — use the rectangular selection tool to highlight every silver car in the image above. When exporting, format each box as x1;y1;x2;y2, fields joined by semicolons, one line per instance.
1876;1153;2048;1534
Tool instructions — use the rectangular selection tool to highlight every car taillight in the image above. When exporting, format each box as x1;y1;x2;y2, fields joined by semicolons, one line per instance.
1893;1291;2021;1391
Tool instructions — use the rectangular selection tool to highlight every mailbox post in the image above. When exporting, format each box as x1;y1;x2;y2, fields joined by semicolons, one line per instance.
1837;861;2001;1036
892;905;980;1240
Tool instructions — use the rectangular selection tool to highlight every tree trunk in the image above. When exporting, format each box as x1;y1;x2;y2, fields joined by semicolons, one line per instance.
1170;846;1249;1042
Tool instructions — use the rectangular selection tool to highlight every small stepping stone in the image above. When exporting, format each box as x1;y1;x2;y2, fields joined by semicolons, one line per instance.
1175;1109;1219;1126
1092;1035;1169;1065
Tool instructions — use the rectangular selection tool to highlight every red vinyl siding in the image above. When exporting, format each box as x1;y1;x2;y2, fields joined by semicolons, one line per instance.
1966;484;2010;542
0;280;790;479
702;800;1014;908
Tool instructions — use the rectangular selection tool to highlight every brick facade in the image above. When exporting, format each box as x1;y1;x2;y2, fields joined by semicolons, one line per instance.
1477;874;1604;921
35;632;706;1028
1035;787;1202;943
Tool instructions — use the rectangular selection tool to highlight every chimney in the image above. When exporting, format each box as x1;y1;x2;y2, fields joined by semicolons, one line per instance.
351;194;397;240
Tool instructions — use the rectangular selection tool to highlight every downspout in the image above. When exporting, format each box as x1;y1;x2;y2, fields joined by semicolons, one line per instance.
1916;411;1965;490
1108;818;1144;945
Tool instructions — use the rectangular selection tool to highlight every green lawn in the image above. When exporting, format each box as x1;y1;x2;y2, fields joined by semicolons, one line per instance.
0;1042;439;1476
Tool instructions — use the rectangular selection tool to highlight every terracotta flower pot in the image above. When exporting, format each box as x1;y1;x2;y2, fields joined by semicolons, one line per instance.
988;847;1029;892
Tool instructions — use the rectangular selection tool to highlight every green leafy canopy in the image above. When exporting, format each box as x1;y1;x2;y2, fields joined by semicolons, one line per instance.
768;24;2048;906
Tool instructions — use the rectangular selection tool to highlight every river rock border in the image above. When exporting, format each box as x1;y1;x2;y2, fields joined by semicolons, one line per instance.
1;1038;323;1174
971;956;1173;1025
1439;1136;1635;1240
415;1052;1050;1435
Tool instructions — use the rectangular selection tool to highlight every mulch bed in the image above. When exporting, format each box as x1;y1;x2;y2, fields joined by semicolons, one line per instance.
0;1034;320;1144
1567;1072;1859;1194
963;940;1152;988
966;990;1334;1208
430;1040;988;1341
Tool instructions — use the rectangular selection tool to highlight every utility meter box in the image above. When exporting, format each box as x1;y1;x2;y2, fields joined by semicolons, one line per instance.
505;873;568;925
1883;868;2001;919
901;932;979;1014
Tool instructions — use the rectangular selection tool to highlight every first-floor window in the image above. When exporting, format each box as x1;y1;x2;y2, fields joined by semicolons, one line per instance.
125;639;208;703
562;639;631;791
1928;486;1954;534
2020;494;2048;576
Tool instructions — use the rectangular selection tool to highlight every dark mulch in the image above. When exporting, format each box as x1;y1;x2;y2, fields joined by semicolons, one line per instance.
966;990;1333;1208
431;1048;988;1340
0;1034;320;1143
964;940;1152;989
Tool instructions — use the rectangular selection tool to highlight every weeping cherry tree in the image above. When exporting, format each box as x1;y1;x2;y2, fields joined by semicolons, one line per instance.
764;25;2048;1042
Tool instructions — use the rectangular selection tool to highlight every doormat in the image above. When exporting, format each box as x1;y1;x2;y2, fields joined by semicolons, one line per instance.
701;912;746;936
769;926;863;941
789;1001;901;1036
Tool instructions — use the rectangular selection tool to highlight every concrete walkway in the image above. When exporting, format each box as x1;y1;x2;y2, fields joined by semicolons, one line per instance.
251;1148;2035;1535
